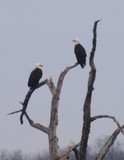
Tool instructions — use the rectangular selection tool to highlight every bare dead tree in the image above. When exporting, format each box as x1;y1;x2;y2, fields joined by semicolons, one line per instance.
8;20;124;160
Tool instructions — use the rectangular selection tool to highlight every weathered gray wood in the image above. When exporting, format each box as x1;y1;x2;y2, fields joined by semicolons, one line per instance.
48;63;78;160
78;20;100;160
95;125;124;160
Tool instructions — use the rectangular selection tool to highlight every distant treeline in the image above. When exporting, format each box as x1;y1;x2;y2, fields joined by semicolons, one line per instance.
0;137;124;160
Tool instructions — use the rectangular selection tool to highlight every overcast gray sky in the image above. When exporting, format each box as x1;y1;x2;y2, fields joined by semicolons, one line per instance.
0;0;124;154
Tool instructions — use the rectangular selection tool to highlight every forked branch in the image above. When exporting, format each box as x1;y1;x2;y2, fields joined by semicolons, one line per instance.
47;62;78;160
8;79;48;124
49;62;78;128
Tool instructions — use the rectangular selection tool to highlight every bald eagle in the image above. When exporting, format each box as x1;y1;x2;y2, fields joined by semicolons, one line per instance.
72;39;87;68
28;63;43;89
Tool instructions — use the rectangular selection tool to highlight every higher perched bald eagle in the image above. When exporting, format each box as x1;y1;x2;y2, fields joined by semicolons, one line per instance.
28;63;43;89
72;39;87;68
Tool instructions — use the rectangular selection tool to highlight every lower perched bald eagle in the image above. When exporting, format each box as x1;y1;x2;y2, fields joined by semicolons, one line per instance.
28;63;43;89
72;39;87;68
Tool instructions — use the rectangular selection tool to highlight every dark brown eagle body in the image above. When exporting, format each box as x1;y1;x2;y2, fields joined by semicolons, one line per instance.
74;44;86;68
73;39;87;68
28;64;43;89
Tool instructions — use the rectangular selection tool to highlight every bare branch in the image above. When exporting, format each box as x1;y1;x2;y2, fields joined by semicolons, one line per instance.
8;79;48;118
90;20;101;69
79;20;100;160
95;125;124;160
54;62;78;101
59;143;80;160
35;79;48;89
72;144;80;160
49;63;78;128
8;109;22;115
91;115;124;135
24;112;49;134
20;79;48;125
47;77;56;95
59;146;74;160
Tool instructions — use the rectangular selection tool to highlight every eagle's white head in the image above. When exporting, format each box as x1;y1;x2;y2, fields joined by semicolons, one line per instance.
35;63;43;69
72;38;80;45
